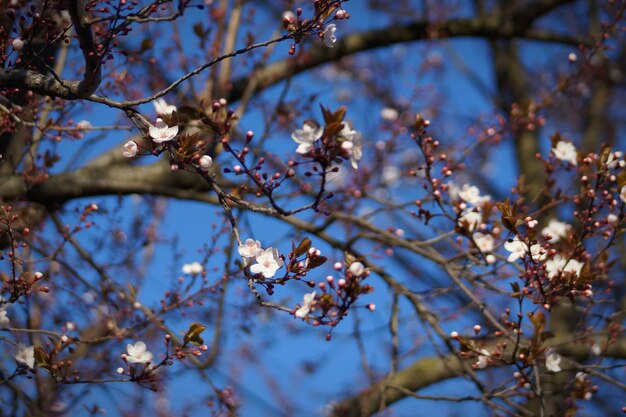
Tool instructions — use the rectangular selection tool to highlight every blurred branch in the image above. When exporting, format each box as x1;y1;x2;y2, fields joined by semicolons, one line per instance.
329;334;626;417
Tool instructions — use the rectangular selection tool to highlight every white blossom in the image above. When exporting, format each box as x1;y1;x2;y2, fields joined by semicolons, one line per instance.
15;344;35;369
199;155;213;170
590;343;601;356
323;24;337;47
545;255;584;279
153;98;177;116
149;118;179;143
182;262;203;275
339;123;363;169
541;219;572;243
348;262;365;276
291;122;323;154
605;151;624;170
607;214;619;225
474;349;490;369
0;309;9;327
12;38;24;51
473;232;494;253
545;351;562;372
295;291;316;318
458;184;491;207
504;236;546;263
458;210;482;232
125;341;153;364
238;239;263;258
380;107;399;121
250;248;284;278
620;185;626;204
75;120;93;130
122;141;138;158
552;141;577;166
382;165;401;186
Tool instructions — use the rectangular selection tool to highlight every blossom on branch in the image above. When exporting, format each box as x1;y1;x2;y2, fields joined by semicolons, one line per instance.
545;255;584;279
76;120;93;130
474;349;490;369
122;141;138;158
149;118;179;143
339;123;363;169
380;107;399;121
250;248;284;278
552;141;577;166
458;210;482;232
457;184;490;207
545;350;562;372
541;219;572;243
238;239;263;258
199;155;213;170
323;24;337;47
295;291;316;318
348;262;365;277
154;98;177;116
12;38;24;51
15;345;35;368
0;309;9;327
504;236;546;263
292;121;323;155
473;232;494;253
182;262;203;275
125;341;153;364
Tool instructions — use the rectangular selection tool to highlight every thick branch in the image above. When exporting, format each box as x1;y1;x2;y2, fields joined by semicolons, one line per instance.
228;11;583;103
330;336;626;417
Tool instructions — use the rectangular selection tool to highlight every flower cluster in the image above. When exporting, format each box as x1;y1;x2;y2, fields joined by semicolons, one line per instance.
239;239;284;278
290;106;363;170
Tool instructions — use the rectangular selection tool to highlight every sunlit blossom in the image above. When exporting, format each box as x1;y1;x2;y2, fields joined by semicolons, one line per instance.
125;341;153;364
474;349;490;369
238;239;263;258
545;350;562;372
605;151;624;170
323;24;337;47
473;232;494;253
504;236;546;263
199;155;213;170
149;118;179;143
545;255;584;279
0;309;9;327
620;185;626;204
76;120;93;130
295;291;316;318
541;219;572;243
339;123;363;169
182;262;203;275
458;184;491;207
552;141;577;165
12;38;24;51
153;98;177;116
607;214;619;225
15;344;35;368
122;141;138;158
348;262;365;276
250;248;283;278
380;107;399;121
458;210;482;232
291;122;323;154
